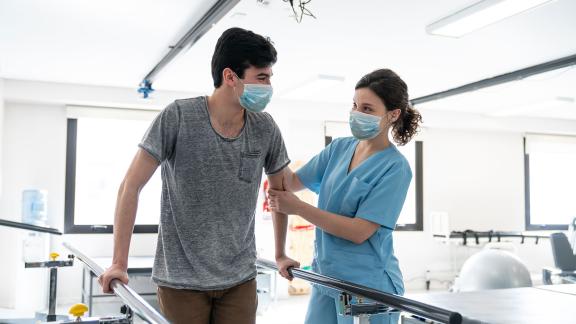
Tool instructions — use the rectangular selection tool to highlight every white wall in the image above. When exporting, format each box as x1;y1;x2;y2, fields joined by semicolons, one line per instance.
424;129;525;231
0;79;571;308
0;101;161;307
394;129;554;291
0;102;67;226
0;78;4;196
0;101;66;310
0;77;11;308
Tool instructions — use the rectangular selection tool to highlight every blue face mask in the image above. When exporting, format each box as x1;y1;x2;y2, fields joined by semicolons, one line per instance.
349;110;383;140
234;74;273;112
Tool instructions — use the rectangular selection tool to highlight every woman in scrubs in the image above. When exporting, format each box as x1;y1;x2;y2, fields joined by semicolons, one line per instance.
268;69;422;324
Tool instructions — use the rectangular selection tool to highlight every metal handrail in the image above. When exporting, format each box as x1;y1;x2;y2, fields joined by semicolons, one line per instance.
257;259;465;324
63;242;170;324
0;218;62;235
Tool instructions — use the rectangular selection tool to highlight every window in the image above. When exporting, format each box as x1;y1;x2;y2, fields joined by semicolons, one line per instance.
525;134;576;230
324;121;423;231
65;107;161;233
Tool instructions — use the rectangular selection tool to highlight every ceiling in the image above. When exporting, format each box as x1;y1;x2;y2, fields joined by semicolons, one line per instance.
0;0;220;88
416;65;576;120
1;0;576;119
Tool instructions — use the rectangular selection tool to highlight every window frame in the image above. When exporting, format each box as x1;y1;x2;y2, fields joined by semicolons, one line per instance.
64;118;158;234
524;136;570;231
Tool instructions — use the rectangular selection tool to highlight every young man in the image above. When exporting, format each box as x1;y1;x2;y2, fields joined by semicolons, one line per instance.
98;27;298;324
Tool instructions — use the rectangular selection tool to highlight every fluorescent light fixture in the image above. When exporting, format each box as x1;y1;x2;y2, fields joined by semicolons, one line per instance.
279;74;346;101
426;0;555;38
487;96;575;117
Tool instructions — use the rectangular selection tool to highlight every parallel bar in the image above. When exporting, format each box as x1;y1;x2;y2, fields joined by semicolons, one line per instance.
433;231;549;245
141;0;240;85
411;54;576;105
63;243;170;324
25;260;74;268
434;232;549;238
0;218;62;235
256;259;464;324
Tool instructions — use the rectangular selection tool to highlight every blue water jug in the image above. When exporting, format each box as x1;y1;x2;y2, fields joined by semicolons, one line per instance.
22;189;48;226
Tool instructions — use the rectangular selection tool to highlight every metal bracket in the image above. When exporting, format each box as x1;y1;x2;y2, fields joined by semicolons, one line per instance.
338;292;396;318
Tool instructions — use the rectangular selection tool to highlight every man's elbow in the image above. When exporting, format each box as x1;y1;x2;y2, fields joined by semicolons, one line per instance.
119;178;142;196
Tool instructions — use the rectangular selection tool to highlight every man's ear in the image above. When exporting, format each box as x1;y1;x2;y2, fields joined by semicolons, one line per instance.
222;68;237;87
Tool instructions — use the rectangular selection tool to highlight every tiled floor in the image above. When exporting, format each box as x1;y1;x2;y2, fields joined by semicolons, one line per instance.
257;295;310;324
1;295;312;324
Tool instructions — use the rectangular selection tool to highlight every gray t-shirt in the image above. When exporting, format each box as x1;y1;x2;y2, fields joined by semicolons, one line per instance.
139;96;290;290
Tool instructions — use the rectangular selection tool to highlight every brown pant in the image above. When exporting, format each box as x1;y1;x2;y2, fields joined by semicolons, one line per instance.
157;279;257;324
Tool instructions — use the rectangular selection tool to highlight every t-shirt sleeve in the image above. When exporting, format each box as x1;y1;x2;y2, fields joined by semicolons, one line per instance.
295;140;335;194
138;102;180;163
264;114;291;175
356;161;412;229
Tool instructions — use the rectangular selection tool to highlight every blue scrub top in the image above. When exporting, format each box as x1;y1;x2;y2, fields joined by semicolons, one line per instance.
296;137;412;297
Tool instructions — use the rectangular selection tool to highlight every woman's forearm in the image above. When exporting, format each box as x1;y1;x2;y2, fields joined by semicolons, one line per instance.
295;202;378;244
283;168;306;192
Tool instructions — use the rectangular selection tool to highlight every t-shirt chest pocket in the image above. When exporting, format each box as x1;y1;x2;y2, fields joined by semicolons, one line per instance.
238;150;262;183
340;176;373;216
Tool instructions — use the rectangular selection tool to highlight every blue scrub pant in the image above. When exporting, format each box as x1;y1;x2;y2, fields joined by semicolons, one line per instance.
304;286;400;324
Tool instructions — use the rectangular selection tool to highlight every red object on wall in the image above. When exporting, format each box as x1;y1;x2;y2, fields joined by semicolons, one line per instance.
290;224;315;231
262;179;270;212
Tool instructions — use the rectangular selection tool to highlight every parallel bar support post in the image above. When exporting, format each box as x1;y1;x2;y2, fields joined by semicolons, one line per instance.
47;267;57;321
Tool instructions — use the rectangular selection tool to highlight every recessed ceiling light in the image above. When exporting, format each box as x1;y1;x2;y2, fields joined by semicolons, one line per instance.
230;12;247;19
279;74;346;100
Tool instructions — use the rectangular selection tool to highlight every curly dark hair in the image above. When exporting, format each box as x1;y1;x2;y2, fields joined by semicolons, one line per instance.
211;27;277;88
355;69;422;145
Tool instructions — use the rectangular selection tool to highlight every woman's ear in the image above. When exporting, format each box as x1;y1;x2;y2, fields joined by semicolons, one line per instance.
390;109;401;123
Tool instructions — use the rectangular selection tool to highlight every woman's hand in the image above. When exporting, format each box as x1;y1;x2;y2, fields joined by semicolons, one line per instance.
268;189;303;215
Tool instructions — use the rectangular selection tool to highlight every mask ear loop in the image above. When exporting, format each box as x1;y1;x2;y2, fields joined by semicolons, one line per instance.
385;109;401;128
231;71;244;100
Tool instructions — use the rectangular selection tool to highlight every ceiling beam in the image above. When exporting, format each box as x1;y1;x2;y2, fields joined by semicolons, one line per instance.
411;53;576;106
138;0;241;98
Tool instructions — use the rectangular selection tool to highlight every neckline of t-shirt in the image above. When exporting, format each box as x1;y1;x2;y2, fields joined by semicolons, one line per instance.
202;96;247;142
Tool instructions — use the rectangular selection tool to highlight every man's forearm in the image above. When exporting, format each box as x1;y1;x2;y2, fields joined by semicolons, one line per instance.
272;211;289;258
111;181;139;269
268;170;291;259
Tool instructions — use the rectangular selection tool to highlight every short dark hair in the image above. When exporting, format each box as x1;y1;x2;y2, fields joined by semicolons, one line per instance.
211;27;277;88
355;69;422;145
